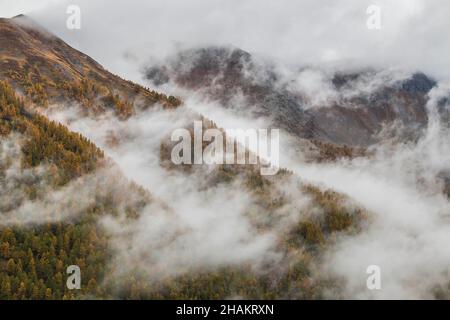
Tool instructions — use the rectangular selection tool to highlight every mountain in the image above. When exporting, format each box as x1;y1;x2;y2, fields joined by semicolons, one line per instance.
1;14;448;300
0;15;177;299
0;16;371;300
0;15;181;117
145;46;438;147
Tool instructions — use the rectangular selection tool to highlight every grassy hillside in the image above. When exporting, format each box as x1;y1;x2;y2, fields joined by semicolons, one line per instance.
0;16;181;118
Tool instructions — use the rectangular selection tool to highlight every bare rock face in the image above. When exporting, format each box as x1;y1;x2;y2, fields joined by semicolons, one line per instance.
146;46;439;147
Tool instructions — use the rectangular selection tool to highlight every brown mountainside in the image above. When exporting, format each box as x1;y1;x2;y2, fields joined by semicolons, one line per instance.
0;15;180;117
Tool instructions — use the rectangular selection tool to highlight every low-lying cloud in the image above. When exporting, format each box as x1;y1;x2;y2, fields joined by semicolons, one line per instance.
46;104;312;280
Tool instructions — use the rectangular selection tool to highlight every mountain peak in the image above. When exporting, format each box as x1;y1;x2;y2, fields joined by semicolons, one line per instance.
9;13;49;33
12;14;27;19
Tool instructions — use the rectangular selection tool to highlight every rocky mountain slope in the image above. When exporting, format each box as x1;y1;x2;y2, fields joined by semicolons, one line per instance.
145;46;441;147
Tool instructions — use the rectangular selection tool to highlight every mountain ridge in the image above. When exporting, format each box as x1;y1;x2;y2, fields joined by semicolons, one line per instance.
0;15;181;116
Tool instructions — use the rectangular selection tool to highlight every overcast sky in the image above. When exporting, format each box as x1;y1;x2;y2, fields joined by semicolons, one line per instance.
2;0;450;82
